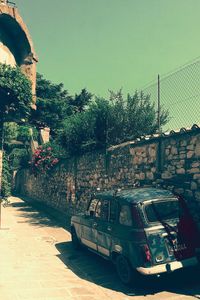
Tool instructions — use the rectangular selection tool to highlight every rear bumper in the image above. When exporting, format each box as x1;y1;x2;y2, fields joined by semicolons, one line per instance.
137;257;199;275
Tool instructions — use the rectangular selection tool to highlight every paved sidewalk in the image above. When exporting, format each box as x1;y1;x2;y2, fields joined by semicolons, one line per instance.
0;196;200;300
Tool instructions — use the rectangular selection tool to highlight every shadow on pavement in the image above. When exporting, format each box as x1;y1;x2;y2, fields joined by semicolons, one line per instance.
55;241;200;298
10;197;200;298
11;201;61;228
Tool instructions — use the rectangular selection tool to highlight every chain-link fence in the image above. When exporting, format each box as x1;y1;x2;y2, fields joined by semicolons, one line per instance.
141;57;200;132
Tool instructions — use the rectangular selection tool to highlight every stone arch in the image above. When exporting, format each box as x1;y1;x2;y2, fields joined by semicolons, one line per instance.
0;3;38;98
0;13;31;65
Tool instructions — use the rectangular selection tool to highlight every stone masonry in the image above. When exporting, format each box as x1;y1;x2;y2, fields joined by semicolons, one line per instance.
0;2;38;97
15;127;200;226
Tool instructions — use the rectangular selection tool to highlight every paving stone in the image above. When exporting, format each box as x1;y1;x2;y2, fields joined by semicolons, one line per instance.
0;196;199;300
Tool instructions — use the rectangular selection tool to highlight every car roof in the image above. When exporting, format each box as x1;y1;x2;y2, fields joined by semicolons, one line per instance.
95;187;176;204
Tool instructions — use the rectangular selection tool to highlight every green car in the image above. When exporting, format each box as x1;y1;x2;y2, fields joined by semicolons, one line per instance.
71;187;200;285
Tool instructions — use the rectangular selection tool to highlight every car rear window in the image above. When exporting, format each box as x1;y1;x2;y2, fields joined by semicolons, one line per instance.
144;199;181;223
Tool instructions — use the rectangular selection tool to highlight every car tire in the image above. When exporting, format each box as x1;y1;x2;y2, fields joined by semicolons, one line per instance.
116;255;136;285
71;227;81;250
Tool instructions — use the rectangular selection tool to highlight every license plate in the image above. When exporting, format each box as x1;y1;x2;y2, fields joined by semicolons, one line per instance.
165;238;187;255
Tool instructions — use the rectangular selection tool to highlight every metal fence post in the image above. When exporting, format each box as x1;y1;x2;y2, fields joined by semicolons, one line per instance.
157;74;161;133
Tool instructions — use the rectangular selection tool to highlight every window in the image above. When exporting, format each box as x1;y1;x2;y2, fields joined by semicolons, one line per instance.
119;205;132;226
145;199;181;223
110;200;118;223
95;199;109;221
88;198;98;215
95;200;102;218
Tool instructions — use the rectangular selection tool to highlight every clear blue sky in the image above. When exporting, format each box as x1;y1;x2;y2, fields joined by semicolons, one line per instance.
16;0;200;98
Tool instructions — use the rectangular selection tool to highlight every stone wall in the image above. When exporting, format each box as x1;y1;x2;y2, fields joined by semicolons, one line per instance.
15;128;200;223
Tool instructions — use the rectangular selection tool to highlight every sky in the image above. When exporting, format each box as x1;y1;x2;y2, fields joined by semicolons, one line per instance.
16;0;200;99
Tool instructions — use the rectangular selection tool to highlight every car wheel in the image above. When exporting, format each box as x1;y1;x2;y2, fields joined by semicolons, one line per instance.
116;255;135;285
71;227;81;250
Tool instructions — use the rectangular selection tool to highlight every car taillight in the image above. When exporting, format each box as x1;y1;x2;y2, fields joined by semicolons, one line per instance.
141;244;152;263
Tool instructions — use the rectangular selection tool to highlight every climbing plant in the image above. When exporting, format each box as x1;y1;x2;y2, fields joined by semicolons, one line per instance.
30;143;61;175
1;153;12;198
0;63;33;197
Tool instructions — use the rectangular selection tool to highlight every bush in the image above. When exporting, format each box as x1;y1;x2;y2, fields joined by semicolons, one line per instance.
30;143;61;175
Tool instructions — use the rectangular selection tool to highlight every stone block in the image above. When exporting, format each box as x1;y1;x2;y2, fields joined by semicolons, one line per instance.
195;144;200;157
191;162;200;168
151;167;157;173
171;139;177;145
176;168;185;174
167;165;175;172
165;149;170;155
188;168;200;174
161;172;172;179
187;144;194;151
179;154;186;159
171;146;178;155
187;151;194;159
135;174;140;180
148;147;156;157
146;172;154;180
180;140;187;147
148;157;156;163
190;136;197;144
129;147;135;155
195;191;200;201
139;173;145;180
193;174;200;180
191;181;198;190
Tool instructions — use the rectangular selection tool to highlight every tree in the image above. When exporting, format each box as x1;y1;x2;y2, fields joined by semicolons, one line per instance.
0;63;32;198
32;73;93;137
68;88;93;113
59;112;95;154
0;64;32;122
59;90;169;154
36;73;68;100
124;91;168;140
31;73;72;133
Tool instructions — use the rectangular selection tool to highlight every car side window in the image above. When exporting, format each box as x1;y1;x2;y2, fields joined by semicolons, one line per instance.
119;205;132;226
109;199;118;223
95;199;109;221
88;198;98;216
95;200;102;218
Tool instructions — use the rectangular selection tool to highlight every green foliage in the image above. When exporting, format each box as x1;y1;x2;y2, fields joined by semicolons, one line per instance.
31;73;72;133
87;97;111;147
0;63;32;121
60;112;95;154
1;153;12;198
69;88;93;113
17;125;32;143
9;148;29;170
36;73;68;100
3;122;18;144
31;97;71;133
32;74;93;137
59;90;169;154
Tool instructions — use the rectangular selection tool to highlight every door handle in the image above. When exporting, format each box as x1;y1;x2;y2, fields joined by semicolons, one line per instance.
107;226;112;231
